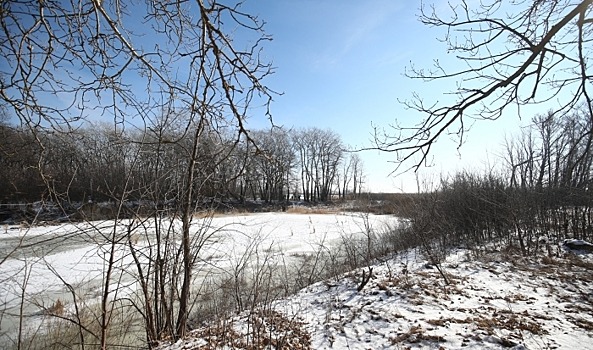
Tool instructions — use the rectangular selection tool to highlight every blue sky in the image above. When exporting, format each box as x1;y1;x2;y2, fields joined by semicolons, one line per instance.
3;0;552;193
239;0;527;192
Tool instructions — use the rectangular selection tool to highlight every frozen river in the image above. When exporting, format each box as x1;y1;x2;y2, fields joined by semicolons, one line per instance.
0;212;399;347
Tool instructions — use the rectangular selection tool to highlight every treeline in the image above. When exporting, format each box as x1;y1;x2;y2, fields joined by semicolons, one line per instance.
0;121;364;204
410;107;593;254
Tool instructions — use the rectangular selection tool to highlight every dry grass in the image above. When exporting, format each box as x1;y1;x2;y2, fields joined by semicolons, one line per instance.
425;313;546;340
193;209;239;218
568;316;593;331
45;299;64;316
285;206;340;215
186;309;311;350
192;205;342;217
472;314;547;335
390;325;446;344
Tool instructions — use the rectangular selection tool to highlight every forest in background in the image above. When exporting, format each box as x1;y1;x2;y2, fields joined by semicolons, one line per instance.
0;120;364;206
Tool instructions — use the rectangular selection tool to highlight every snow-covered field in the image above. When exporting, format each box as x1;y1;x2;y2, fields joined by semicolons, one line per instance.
0;212;398;347
159;247;593;350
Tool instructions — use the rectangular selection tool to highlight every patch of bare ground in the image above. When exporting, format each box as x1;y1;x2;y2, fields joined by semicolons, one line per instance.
284;206;341;215
202;204;344;216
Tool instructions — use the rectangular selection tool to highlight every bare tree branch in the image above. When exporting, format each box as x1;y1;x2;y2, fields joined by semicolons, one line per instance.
371;0;593;173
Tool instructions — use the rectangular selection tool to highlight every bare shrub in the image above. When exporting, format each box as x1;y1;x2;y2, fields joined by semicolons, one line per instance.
16;297;142;350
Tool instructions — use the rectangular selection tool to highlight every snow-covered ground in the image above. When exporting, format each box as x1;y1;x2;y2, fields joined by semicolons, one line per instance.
159;247;593;350
0;212;398;346
5;212;593;349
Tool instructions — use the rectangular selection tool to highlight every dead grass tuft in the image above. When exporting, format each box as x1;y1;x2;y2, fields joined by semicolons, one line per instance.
187;309;311;350
472;313;547;335
540;255;558;265
390;325;445;344
565;254;593;270
503;293;534;303
426;318;448;326
568;316;593;331
46;299;64;316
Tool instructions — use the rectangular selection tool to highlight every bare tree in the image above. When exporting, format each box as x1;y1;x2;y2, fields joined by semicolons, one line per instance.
292;128;343;202
1;0;274;346
337;152;364;200
248;128;295;202
373;0;593;171
503;106;593;245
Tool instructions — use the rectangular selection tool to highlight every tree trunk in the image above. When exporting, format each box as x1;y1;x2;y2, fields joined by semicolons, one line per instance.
176;122;204;339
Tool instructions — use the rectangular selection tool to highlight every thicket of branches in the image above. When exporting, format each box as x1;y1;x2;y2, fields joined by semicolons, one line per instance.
408;106;593;257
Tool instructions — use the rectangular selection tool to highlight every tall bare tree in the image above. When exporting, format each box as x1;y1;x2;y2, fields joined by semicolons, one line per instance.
292;128;344;202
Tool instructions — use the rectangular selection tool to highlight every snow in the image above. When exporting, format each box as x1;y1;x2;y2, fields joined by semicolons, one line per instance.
159;247;593;350
3;212;593;349
562;239;593;252
0;220;116;239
